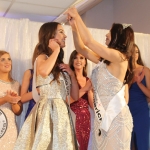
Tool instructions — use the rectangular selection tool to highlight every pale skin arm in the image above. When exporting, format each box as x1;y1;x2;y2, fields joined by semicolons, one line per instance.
21;69;33;103
11;101;22;116
68;14;128;83
65;8;125;63
36;39;60;77
0;90;21;106
88;90;94;109
124;84;129;104
79;79;94;108
0;89;22;115
136;67;150;99
11;87;23;116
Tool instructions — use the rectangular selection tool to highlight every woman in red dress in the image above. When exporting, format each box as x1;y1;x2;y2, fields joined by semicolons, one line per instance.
69;50;93;150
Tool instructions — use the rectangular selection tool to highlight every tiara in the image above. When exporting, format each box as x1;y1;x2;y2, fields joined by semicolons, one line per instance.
122;23;132;29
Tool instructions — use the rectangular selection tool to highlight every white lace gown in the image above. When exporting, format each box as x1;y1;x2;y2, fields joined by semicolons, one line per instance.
0;80;20;150
90;61;133;150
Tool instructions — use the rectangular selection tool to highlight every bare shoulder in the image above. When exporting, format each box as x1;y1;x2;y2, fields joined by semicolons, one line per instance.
144;67;150;74
36;54;48;65
23;69;32;80
37;54;48;60
24;69;32;76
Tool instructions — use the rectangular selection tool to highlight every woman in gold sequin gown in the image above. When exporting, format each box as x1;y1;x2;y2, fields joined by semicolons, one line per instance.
65;8;135;150
14;22;79;150
0;50;22;150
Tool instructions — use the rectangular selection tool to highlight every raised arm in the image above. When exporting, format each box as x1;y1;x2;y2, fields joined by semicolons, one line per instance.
65;7;93;46
71;19;100;64
36;39;60;77
66;7;126;63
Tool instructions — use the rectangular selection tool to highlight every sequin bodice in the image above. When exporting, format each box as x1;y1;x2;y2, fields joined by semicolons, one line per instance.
0;80;20;150
90;61;133;150
91;61;123;110
37;72;70;101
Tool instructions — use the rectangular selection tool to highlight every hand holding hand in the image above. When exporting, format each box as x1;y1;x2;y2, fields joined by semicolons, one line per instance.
5;90;21;104
64;7;79;20
85;79;93;91
134;70;145;83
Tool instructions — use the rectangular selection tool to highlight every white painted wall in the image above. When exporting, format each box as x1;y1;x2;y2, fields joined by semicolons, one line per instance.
82;0;150;34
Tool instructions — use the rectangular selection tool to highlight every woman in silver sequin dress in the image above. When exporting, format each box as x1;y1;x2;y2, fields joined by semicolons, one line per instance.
0;50;22;150
65;8;134;150
14;22;79;150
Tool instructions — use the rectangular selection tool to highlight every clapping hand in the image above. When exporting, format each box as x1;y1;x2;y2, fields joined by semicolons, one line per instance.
5;90;21;104
134;70;145;84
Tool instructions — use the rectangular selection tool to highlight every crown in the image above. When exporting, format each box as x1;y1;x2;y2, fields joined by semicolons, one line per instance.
122;23;132;29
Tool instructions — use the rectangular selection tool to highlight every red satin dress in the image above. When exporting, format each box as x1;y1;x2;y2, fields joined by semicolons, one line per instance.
70;77;91;150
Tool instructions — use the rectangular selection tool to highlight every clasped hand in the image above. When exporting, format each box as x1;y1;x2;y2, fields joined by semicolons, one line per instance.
5;90;21;104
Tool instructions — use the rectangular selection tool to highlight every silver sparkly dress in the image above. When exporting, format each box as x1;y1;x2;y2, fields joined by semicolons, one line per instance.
90;61;133;150
0;80;20;150
14;72;77;150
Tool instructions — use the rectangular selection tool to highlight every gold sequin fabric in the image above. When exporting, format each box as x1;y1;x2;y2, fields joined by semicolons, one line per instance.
90;62;133;150
0;80;20;150
14;73;77;150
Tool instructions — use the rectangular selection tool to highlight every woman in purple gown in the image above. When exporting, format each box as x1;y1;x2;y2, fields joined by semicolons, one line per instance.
69;50;93;150
128;44;150;150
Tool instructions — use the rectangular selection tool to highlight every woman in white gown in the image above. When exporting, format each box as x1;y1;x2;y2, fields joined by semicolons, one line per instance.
65;8;134;150
0;50;22;150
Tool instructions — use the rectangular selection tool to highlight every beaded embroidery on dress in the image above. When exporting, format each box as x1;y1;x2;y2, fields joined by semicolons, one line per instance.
90;61;133;150
0;80;20;150
14;57;77;150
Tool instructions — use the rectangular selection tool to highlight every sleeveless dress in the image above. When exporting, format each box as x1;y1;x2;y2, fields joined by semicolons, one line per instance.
90;61;133;150
128;76;149;150
0;80;20;150
14;72;77;150
25;69;36;119
70;77;91;150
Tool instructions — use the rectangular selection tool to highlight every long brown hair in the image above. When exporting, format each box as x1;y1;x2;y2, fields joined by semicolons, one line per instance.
103;23;135;84
0;50;13;80
32;22;64;83
69;50;87;77
133;44;144;66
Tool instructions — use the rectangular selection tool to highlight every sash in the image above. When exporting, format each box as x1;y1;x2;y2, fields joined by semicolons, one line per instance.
94;85;126;132
61;71;79;149
61;72;76;125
